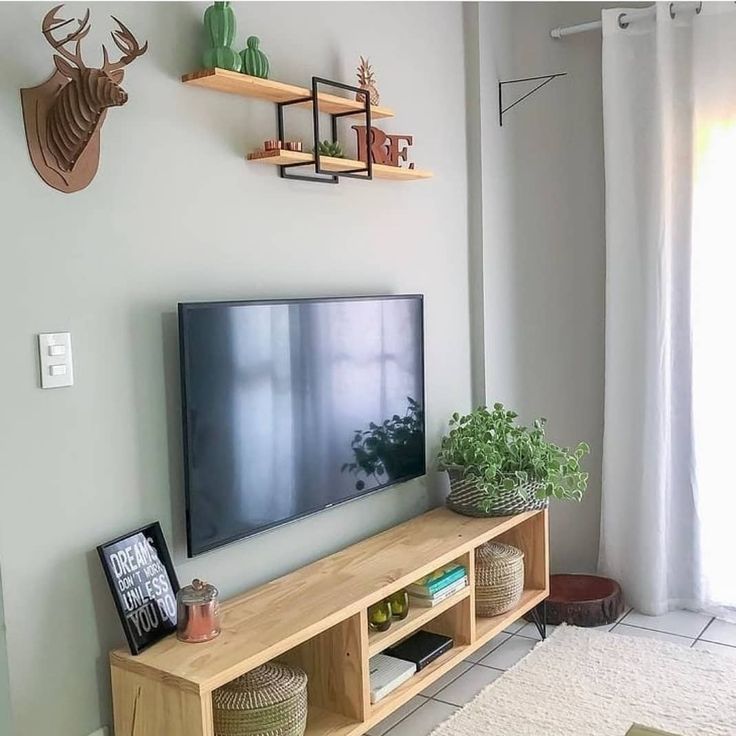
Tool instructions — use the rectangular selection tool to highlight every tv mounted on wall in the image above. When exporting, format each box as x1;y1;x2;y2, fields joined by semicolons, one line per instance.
178;295;426;556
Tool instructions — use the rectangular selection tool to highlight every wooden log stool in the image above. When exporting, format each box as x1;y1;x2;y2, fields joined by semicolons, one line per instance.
531;574;624;627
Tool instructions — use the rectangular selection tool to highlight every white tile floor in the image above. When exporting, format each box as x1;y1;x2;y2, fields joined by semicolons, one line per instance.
367;609;736;736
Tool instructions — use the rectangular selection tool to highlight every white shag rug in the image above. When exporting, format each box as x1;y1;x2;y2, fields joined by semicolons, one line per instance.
431;624;736;736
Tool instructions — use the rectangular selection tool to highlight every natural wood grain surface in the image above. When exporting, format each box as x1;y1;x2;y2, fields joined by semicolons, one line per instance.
111;665;213;736
182;68;395;119
247;149;433;181
280;611;368;721
497;509;549;592
111;509;543;692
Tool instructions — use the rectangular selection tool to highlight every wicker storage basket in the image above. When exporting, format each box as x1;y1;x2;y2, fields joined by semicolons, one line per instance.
213;662;308;736
445;467;548;517
475;542;524;617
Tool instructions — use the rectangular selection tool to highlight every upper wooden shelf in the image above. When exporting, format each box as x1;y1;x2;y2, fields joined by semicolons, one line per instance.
110;508;544;693
182;68;395;119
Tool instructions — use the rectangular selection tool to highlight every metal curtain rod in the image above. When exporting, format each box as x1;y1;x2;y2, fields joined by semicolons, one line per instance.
550;4;710;38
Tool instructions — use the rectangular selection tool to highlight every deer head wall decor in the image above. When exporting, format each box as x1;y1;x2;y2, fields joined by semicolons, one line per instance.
20;5;148;193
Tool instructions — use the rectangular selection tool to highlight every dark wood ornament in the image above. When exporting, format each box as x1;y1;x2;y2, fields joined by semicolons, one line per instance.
352;125;415;168
527;574;624;627
20;5;147;194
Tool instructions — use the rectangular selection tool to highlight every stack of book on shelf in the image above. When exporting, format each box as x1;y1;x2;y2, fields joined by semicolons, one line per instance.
407;563;468;607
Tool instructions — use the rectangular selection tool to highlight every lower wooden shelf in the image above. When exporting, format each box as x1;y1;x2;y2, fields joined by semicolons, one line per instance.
247;149;433;180
304;706;360;736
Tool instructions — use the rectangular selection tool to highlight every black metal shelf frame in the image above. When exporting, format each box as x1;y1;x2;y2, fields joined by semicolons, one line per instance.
498;73;567;126
276;76;373;184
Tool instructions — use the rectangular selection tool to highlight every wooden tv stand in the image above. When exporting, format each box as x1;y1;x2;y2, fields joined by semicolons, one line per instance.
110;508;549;736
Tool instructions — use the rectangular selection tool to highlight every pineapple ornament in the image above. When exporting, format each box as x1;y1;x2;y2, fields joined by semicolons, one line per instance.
355;56;379;106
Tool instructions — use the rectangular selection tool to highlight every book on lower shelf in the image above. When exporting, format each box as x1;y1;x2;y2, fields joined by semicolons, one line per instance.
408;576;468;607
385;631;454;671
369;654;417;703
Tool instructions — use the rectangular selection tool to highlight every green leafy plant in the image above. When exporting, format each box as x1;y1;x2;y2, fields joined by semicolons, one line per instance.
437;403;589;507
342;397;424;491
315;140;345;158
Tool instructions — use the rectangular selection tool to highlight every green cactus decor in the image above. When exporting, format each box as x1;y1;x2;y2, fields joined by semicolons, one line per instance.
315;140;345;158
241;36;270;79
203;2;242;72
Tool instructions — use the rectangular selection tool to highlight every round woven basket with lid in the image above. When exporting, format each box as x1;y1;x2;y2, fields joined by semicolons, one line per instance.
475;542;524;617
213;662;308;736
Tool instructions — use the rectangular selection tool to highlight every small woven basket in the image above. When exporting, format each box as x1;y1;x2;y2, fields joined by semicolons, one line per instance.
445;467;548;517
213;662;308;736
475;542;524;617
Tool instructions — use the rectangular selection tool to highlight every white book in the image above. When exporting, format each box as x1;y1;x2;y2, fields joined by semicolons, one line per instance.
369;654;417;703
408;576;468;607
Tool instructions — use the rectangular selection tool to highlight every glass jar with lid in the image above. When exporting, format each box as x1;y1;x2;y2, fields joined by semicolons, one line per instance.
176;578;221;643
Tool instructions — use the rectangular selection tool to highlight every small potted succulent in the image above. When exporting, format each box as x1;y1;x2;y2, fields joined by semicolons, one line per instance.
437;403;589;517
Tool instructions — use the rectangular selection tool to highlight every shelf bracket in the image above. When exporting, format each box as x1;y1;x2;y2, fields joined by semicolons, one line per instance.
498;73;567;126
276;76;373;185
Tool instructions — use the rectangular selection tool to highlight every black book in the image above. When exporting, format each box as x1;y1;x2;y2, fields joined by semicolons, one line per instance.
385;630;454;671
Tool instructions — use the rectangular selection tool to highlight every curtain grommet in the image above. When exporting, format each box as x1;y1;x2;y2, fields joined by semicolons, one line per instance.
618;12;630;29
669;3;676;19
696;1;703;13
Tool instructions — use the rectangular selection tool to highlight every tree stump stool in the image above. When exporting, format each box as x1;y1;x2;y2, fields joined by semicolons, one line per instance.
528;574;624;627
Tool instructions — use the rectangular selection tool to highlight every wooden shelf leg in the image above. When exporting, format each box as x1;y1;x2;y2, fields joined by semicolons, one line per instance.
111;665;213;736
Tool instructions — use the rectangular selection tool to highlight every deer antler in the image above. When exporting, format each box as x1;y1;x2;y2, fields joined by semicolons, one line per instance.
41;4;91;68
102;16;148;74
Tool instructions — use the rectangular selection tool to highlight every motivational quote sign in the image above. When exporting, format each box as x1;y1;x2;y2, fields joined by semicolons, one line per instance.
98;522;180;655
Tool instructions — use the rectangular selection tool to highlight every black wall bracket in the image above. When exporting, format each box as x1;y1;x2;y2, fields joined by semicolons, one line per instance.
498;73;567;126
276;76;372;184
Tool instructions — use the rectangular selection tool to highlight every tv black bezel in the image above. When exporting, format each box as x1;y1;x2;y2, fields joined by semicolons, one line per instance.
178;294;426;557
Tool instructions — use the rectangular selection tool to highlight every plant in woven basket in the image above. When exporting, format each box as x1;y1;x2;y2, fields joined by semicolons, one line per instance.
437;403;589;514
342;397;424;491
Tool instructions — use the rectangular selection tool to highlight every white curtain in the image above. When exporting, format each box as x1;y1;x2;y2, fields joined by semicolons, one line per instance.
599;2;736;620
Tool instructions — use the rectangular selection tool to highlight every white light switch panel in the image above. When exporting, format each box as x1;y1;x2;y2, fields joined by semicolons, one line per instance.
38;332;74;388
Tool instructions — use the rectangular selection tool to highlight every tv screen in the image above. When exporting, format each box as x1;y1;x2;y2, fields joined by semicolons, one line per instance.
178;295;426;556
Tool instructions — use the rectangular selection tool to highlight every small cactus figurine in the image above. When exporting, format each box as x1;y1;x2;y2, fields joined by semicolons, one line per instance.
203;2;242;72
241;36;270;79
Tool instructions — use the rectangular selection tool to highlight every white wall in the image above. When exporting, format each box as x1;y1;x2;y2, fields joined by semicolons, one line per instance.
0;3;469;734
475;2;608;573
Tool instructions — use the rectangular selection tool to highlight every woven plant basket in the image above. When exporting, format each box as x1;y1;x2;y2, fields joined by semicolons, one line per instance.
213;662;308;736
475;541;524;617
445;466;548;517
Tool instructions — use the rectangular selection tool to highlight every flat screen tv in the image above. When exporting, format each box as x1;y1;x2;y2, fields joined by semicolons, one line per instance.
178;295;425;556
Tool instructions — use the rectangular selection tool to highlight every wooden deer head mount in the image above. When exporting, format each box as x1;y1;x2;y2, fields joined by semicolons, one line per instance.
20;5;148;193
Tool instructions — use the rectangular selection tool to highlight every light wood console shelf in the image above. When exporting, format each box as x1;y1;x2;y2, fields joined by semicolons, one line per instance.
110;508;549;736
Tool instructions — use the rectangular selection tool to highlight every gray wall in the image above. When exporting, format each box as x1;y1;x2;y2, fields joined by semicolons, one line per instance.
0;569;11;736
0;3;469;735
474;2;608;573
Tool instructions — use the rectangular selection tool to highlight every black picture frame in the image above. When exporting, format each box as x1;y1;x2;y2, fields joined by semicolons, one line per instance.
97;521;180;655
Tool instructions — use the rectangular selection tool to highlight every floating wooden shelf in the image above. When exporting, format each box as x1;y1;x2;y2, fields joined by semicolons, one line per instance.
182;68;395;119
247;149;433;181
110;508;549;736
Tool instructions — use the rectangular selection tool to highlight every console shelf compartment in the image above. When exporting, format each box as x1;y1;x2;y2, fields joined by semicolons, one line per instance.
110;508;548;736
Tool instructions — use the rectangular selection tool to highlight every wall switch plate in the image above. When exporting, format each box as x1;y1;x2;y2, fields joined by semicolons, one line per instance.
38;332;74;388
